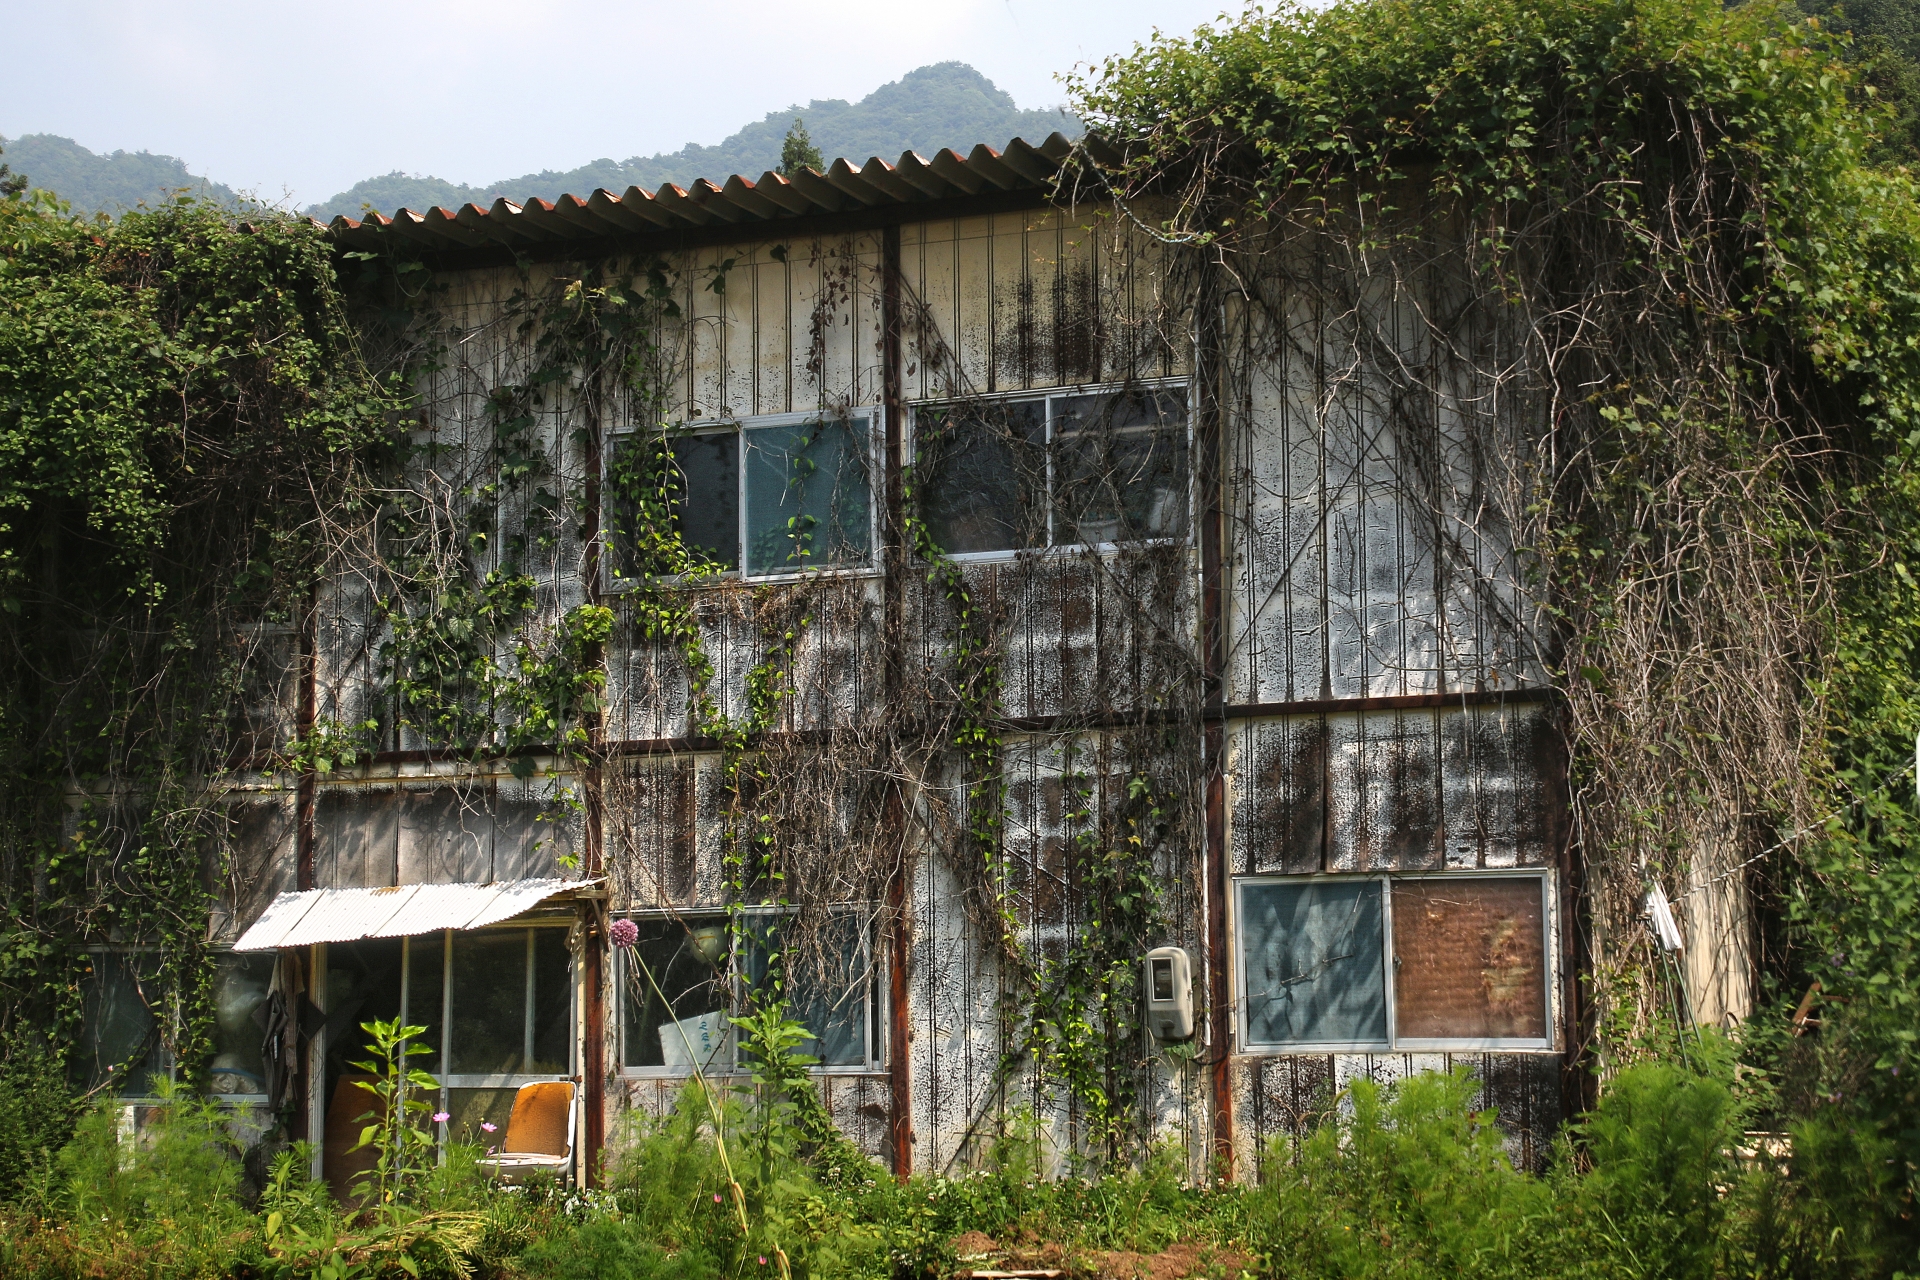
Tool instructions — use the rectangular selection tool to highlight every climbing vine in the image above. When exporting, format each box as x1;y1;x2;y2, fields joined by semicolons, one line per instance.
0;193;400;1091
1069;0;1920;1170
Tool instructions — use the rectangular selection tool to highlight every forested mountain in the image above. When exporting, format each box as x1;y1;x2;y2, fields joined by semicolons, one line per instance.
0;63;1070;221
0;134;240;215
305;62;1076;221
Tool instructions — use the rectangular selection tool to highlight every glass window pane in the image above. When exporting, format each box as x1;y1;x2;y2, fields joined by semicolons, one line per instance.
620;917;731;1071
1053;389;1189;546
915;400;1046;554
742;914;869;1067
531;928;572;1073
606;430;740;575
79;952;170;1093
449;930;527;1075
325;937;405;1100
744;416;872;574
1392;878;1547;1040
208;952;275;1095
1241;880;1388;1047
404;933;444;1078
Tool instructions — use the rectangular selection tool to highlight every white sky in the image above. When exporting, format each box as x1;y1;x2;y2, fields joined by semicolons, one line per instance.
0;0;1250;207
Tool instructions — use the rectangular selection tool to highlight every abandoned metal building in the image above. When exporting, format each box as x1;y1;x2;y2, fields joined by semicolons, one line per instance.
77;128;1724;1187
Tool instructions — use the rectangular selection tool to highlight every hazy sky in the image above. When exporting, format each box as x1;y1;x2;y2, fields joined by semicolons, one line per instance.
0;0;1249;206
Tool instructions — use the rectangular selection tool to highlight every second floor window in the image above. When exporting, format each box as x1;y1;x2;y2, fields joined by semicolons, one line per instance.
606;409;876;582
912;383;1189;557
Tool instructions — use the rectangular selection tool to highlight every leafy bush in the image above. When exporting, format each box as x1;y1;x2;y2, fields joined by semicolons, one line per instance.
0;1040;76;1201
1242;1068;1554;1279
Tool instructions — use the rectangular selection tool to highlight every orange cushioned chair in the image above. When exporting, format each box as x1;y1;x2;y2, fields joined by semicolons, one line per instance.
480;1080;577;1185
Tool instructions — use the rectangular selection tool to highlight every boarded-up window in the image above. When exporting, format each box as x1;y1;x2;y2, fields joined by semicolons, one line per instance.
1392;877;1547;1042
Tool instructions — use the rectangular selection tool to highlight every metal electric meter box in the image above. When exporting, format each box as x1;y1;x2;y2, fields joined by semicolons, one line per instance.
1143;945;1194;1041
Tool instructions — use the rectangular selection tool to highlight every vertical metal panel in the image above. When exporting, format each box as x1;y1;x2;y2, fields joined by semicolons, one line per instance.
953;216;997;394
1229;717;1327;875
908;840;1004;1172
1326;710;1443;873
397;783;494;885
1225;244;1542;707
315;785;400;889
220;793;299;943
1231;705;1551;876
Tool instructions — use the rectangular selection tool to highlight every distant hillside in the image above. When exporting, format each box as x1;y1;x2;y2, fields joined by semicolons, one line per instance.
0;134;240;215
307;62;1077;221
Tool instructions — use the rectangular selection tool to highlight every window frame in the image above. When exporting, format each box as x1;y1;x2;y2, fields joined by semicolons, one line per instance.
79;946;175;1103
1233;868;1556;1055
613;906;884;1079
907;377;1194;563
603;407;884;589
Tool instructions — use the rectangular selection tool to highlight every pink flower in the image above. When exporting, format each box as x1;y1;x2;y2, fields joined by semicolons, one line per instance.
481;1122;497;1133
759;1257;767;1266
609;919;639;948
431;1111;450;1123
713;1193;722;1203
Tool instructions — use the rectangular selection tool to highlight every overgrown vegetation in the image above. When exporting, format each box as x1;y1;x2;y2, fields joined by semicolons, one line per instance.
1072;0;1920;1249
1;1049;1910;1278
7;0;1920;1274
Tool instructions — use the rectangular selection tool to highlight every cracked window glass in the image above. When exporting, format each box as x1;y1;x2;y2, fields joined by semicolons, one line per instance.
744;415;872;574
915;399;1046;553
1241;879;1387;1047
1392;877;1546;1040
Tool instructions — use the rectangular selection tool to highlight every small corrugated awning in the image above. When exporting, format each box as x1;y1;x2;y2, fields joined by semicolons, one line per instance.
233;879;596;951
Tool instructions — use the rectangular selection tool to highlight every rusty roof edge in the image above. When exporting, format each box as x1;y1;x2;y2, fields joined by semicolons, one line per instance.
328;131;1094;255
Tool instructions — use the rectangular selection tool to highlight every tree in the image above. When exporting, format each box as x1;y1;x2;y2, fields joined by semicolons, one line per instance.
0;146;24;199
778;118;823;176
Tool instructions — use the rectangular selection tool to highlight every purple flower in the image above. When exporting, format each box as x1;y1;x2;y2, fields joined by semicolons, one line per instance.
432;1111;450;1123
610;919;640;949
481;1122;497;1132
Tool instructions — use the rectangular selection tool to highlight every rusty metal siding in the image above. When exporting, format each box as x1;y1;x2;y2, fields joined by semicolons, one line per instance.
1230;1050;1559;1177
900;209;1185;400
1228;703;1557;877
1226;266;1544;707
211;200;1570;1180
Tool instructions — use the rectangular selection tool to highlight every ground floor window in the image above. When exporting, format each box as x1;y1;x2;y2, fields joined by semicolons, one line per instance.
318;924;573;1174
79;950;275;1098
617;911;877;1075
78;950;170;1094
1236;872;1552;1052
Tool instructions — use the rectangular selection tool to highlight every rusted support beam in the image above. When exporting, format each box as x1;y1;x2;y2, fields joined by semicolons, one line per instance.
882;221;915;1179
1197;267;1234;1176
580;370;610;1187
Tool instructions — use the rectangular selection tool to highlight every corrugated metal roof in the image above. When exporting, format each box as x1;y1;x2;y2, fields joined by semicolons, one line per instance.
233;878;598;950
324;132;1098;253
